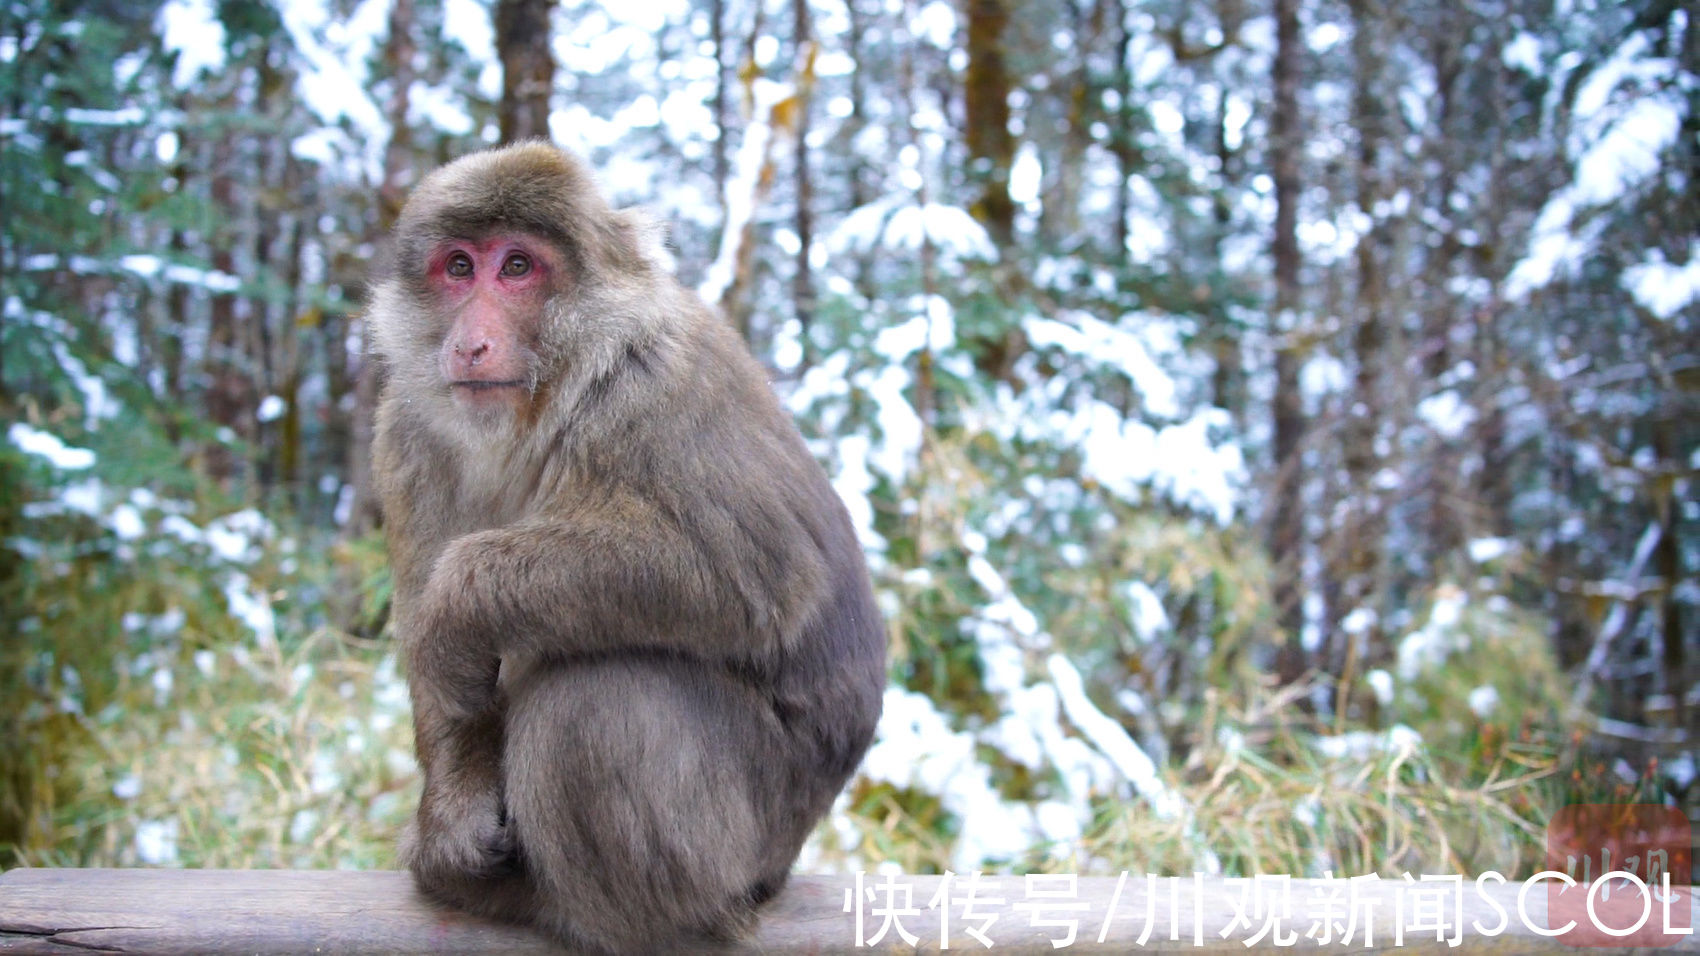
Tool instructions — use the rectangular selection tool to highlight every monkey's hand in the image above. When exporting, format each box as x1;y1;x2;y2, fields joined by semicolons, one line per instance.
401;778;518;882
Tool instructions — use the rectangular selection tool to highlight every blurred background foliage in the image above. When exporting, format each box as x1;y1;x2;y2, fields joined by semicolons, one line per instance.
1;0;1692;878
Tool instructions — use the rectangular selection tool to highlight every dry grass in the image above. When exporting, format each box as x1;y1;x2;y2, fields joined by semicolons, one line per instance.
14;626;415;869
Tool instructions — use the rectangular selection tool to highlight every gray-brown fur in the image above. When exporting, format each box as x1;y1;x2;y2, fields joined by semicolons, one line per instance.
368;142;885;954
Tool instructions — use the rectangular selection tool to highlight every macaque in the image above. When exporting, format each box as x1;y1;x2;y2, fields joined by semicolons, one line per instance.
367;142;885;953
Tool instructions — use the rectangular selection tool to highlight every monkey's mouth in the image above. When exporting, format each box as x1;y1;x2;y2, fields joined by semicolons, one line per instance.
450;380;530;408
451;380;528;392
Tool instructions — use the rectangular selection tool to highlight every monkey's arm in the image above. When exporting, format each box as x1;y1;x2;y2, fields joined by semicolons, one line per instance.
405;490;829;719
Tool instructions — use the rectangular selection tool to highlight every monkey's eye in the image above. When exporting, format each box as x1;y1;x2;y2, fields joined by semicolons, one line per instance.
445;252;474;278
500;253;532;278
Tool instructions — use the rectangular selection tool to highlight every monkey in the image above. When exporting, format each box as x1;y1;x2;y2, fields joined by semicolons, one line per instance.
366;142;886;954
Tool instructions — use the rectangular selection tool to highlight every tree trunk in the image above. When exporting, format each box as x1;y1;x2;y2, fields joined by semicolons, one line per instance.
1040;0;1104;249
1269;0;1307;685
962;0;1016;248
1208;82;1244;423
1330;0;1388;704
379;0;417;229
792;0;816;349
203;134;254;489
1111;0;1136;262
277;201;306;505
496;0;557;144
711;0;730;206
841;0;877;300
1653;419;1686;732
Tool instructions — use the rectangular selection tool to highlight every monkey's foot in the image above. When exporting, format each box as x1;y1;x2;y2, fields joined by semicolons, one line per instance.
400;798;518;882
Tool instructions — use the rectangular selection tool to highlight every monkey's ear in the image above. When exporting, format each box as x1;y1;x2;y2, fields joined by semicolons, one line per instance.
613;207;675;274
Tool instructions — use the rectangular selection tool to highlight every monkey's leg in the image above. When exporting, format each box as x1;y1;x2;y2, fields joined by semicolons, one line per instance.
502;655;798;955
401;701;533;910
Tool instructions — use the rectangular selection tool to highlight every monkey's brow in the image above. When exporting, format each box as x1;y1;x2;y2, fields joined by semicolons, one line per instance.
431;210;570;248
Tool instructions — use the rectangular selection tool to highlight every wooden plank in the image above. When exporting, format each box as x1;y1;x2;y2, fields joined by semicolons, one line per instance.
0;868;1694;953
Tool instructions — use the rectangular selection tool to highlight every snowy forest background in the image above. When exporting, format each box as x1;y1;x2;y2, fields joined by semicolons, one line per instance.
1;0;1694;877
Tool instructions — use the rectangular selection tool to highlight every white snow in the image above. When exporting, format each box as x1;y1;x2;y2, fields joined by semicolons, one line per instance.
1341;607;1377;636
1006;312;1242;522
699;79;787;305
109;504;146;540
874;298;957;362
1468;686;1500;717
8;423;95;470
1047;654;1181;821
120;255;240;293
1125;581;1170;643
1506;32;1682;301
1396;591;1469;680
862;364;923;485
1033;398;1241;525
910;0;956;47
157;0;225;87
1010;144;1042;206
1503;32;1542;73
1024;312;1180;419
1366;669;1394;706
134;819;179;864
860;688;1042;868
829;194;997;264
1417;390;1475;439
278;0;389;177
1622;243;1700;320
1314;724;1422;761
1468;538;1513;563
203;509;273;563
225;572;278;650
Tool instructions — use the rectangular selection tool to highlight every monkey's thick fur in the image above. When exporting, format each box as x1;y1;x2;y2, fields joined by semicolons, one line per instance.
369;142;885;953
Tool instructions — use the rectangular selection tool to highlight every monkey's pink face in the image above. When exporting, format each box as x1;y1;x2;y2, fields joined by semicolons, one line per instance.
428;235;559;412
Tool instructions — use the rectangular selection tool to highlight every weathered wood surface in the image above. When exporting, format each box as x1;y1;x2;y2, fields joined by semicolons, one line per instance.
0;868;1694;953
